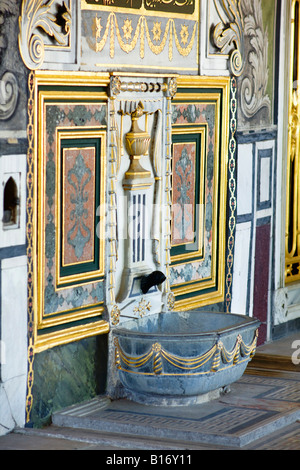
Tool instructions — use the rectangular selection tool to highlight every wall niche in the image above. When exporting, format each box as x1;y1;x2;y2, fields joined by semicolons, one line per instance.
3;176;19;228
0;154;26;249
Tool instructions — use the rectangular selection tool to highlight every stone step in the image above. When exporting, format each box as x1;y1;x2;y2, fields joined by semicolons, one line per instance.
248;353;299;372
248;332;300;372
52;370;300;448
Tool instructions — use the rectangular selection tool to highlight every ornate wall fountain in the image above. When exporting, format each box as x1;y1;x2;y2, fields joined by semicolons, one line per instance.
107;76;177;326
14;0;250;423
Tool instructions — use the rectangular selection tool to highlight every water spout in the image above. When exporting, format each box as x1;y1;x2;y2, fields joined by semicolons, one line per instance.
140;271;166;294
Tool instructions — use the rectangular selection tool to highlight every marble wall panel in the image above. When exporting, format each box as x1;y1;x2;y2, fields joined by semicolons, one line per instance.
231;222;251;316
236;143;253;218
38;98;107;328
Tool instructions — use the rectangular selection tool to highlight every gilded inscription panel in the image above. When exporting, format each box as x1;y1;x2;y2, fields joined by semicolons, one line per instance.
84;0;195;15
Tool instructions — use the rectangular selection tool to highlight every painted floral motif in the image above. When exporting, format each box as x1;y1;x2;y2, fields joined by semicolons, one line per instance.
66;151;92;260
172;143;195;244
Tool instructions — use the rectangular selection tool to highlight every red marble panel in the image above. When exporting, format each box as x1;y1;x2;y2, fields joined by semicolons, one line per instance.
62;147;95;266
253;223;271;345
172;142;196;246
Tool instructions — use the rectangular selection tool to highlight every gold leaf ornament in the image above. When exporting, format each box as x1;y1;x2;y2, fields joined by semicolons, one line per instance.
94;12;196;61
122;18;133;41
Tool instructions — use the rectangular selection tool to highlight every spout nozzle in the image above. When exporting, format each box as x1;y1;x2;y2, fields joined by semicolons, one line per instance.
140;271;166;294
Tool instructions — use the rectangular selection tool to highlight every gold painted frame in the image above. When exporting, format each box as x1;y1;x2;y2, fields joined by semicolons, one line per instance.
31;71;110;353
171;76;230;310
56;131;106;287
171;127;206;261
285;0;300;283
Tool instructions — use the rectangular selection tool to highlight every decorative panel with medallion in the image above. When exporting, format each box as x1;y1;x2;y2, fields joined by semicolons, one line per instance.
31;72;110;352
170;77;230;310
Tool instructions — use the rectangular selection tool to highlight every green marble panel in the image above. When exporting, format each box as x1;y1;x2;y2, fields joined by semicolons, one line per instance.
30;335;108;427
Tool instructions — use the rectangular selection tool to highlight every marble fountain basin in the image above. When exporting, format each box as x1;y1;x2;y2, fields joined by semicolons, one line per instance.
113;311;260;405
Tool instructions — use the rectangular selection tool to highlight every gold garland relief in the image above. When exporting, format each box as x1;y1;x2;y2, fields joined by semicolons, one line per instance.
114;329;258;376
93;12;197;60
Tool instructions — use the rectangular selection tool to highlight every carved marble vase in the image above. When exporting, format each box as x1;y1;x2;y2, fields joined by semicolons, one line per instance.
124;101;151;181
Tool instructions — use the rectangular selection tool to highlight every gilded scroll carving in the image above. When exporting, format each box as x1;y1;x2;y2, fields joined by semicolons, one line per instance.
239;0;271;120
19;0;71;70
213;0;244;76
285;0;300;283
0;71;19;121
213;0;271;121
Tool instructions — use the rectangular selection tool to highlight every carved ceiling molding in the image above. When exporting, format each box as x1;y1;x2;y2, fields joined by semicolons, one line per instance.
18;0;71;70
